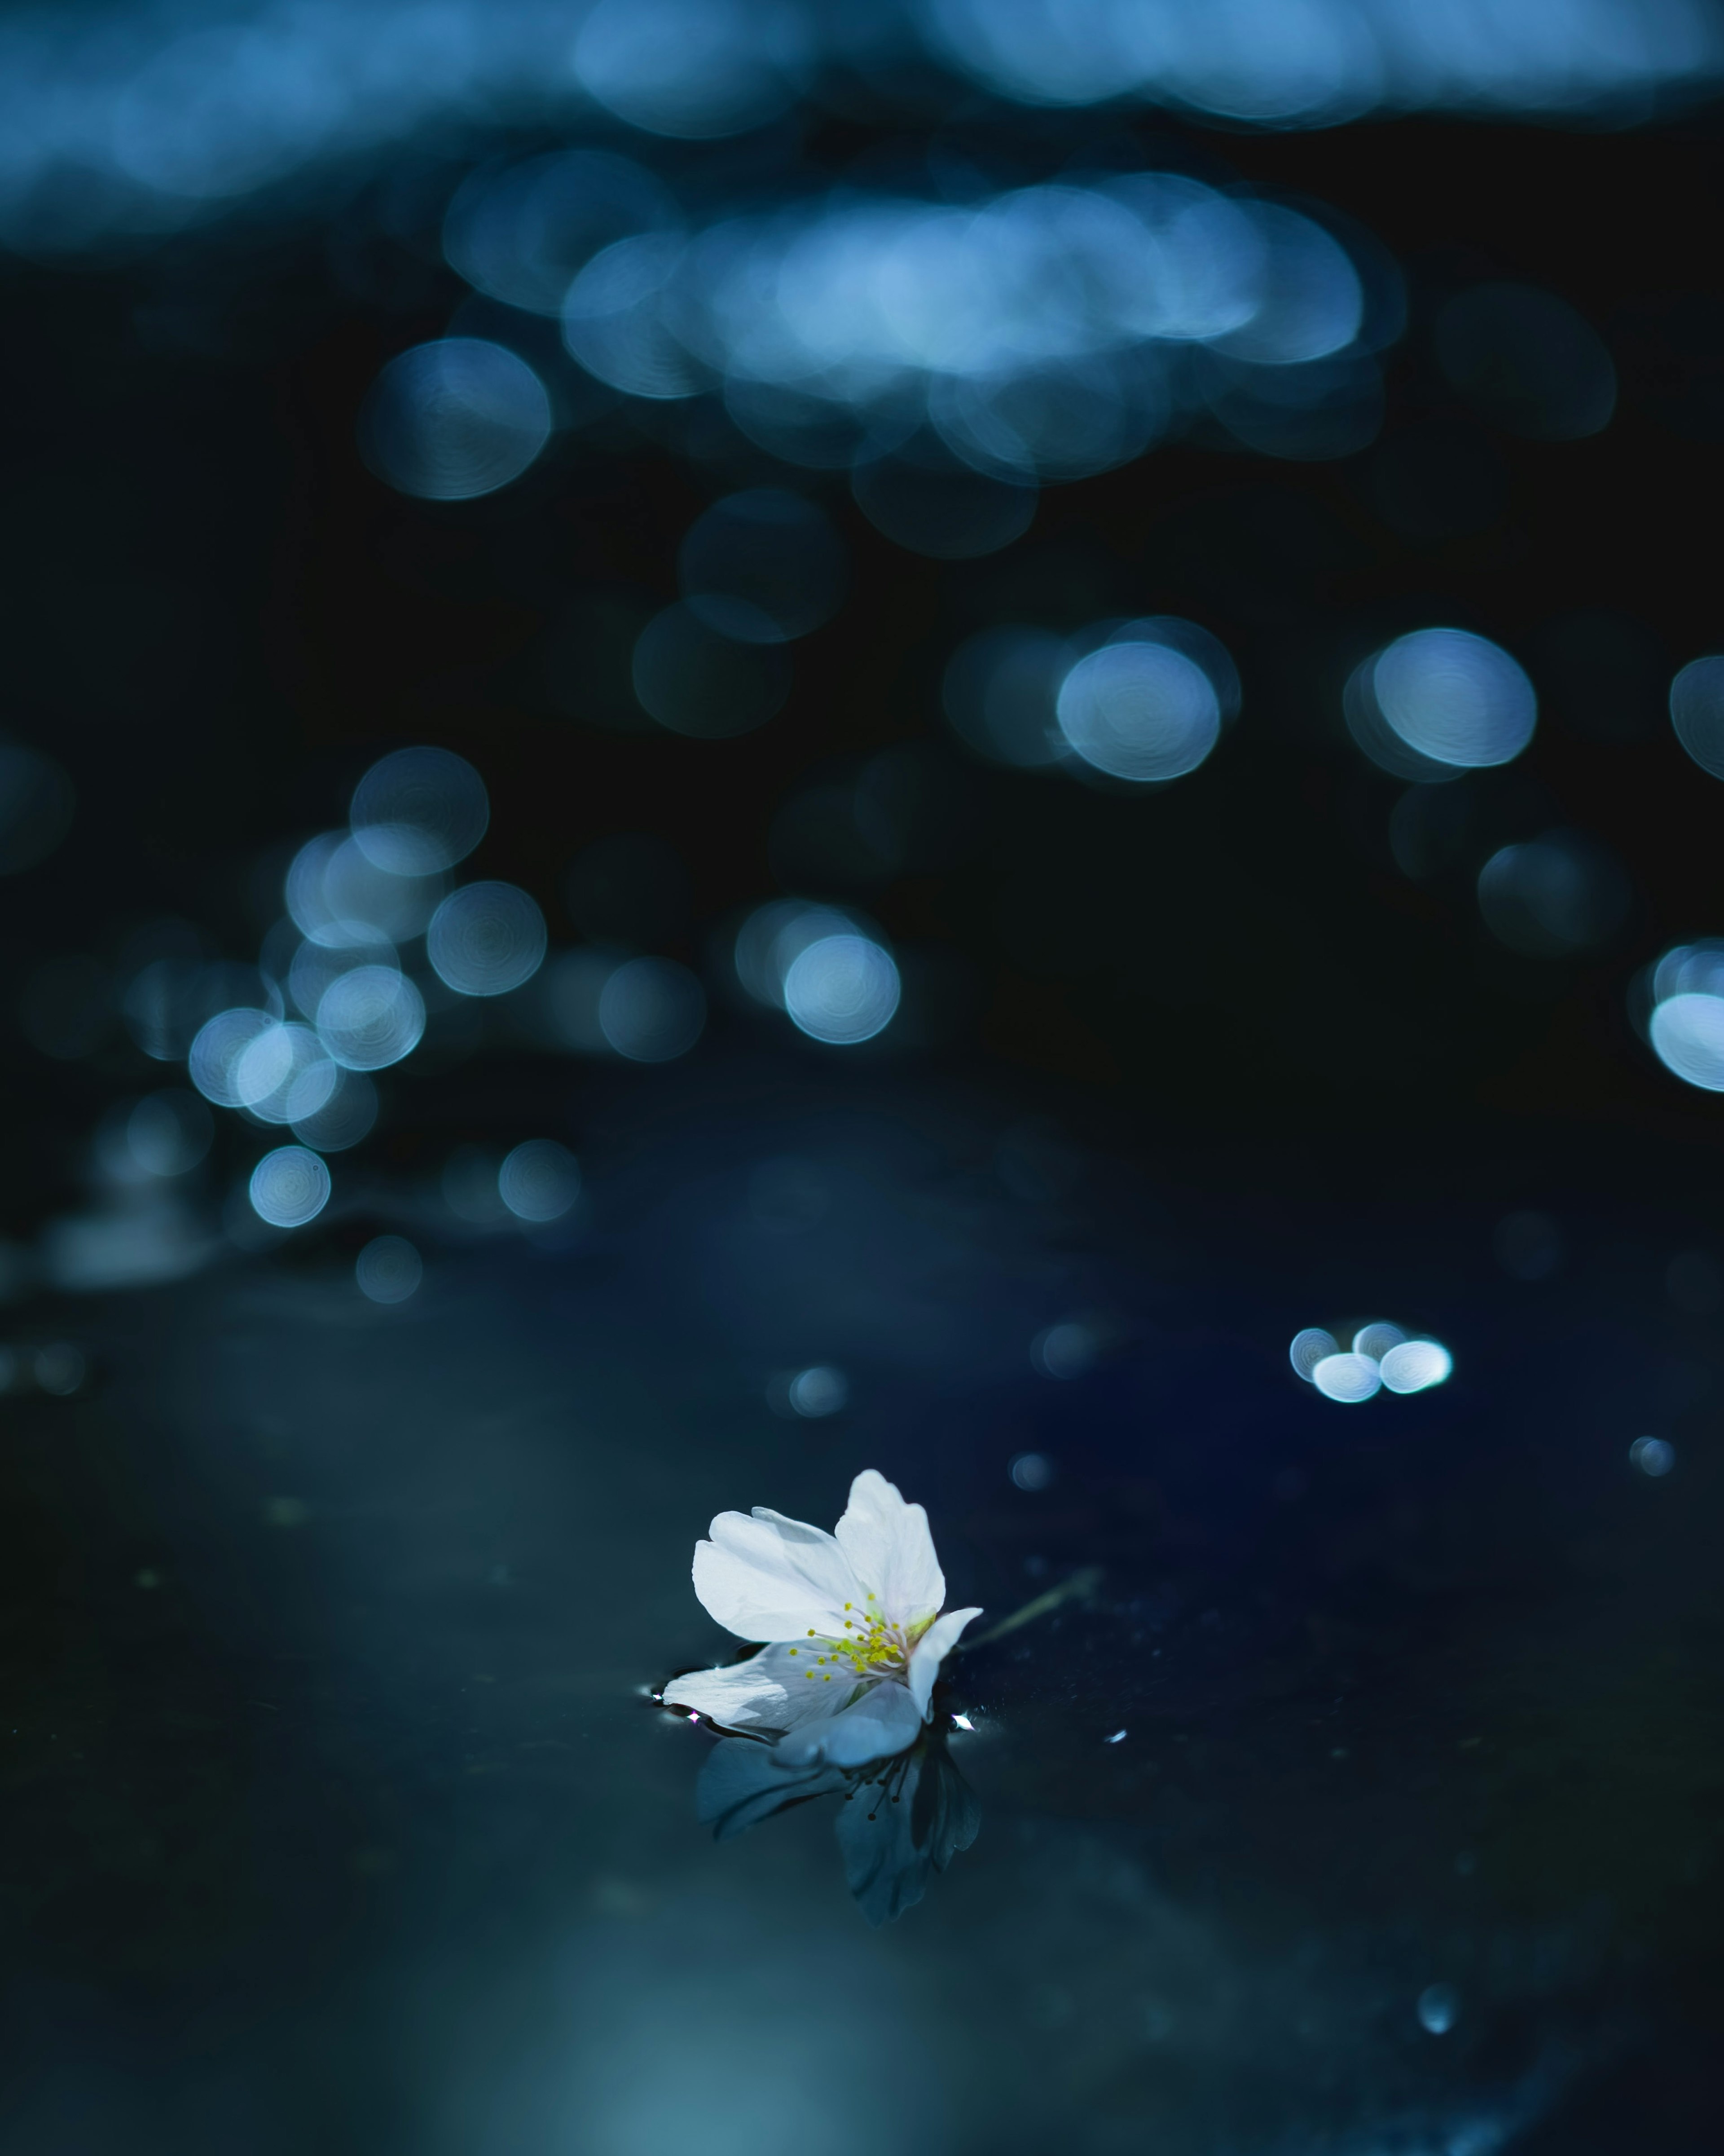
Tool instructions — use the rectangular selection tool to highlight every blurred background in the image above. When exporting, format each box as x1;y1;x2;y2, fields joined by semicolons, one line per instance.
3;1;1724;2150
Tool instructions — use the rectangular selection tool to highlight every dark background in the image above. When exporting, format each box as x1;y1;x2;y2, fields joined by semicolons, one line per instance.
9;117;1724;1193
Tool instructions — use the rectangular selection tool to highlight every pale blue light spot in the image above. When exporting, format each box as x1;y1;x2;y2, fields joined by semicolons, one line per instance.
249;1146;331;1229
427;883;547;997
782;934;900;1045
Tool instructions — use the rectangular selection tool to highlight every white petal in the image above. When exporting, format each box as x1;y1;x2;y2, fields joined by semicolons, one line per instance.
833;1468;946;1628
690;1505;867;1641
777;1676;924;1768
663;1642;853;1735
907;1606;982;1718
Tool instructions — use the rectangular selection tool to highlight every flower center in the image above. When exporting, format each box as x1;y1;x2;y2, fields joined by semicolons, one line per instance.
787;1593;936;1683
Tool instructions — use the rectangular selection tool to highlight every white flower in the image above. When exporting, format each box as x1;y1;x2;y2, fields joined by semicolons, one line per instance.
663;1468;982;1768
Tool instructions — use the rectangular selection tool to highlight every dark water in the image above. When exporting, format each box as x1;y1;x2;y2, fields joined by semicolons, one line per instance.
5;1069;1719;2153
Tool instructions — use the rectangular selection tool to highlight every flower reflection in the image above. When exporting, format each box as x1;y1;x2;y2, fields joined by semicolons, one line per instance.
696;1718;981;1927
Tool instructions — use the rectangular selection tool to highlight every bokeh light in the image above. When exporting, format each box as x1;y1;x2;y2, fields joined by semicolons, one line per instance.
1652;940;1724;1004
1416;1984;1460;2036
1010;1451;1053;1491
442;148;677;317
1647;940;1724;1089
234;1021;331;1122
597;958;707;1062
1350;629;1537;776
573;0;809;139
852;439;1037;559
1110;617;1242;723
787;1365;849;1418
325;836;447;939
0;1;1700;275
733;899;864;1008
356;1235;423;1305
1630;1435;1676;1477
316;966;427;1070
931;350;1167;486
942;627;1070;768
1349;672;1455;784
562;232;707;400
1650;991;1724;1091
1668;656;1724;779
350;747;489;876
1289;1326;1339;1380
1477;833;1629;959
427;884;547;997
286;831;447;942
1033;1320;1101;1379
1056;641;1222;783
249;1146;332;1229
1209;205;1363;365
290;1068;378;1152
34;1343;87;1397
782;935;901;1045
543;168;1394;511
498;1138;582;1222
1297;1320;1451;1397
359;339;552;501
104;23;330;201
1378;1340;1453;1393
284;834;351;936
289;926;400;1024
189;1007;278;1108
1311;1352;1382;1402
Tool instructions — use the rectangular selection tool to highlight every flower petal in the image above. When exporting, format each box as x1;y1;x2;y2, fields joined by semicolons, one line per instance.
663;1642;856;1735
778;1675;924;1768
907;1605;982;1719
833;1469;946;1628
691;1505;867;1640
